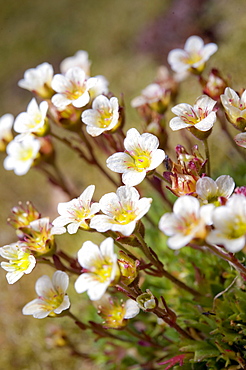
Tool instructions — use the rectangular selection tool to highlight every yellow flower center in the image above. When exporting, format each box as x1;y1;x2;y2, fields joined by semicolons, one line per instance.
114;208;136;225
19;147;35;161
40;289;64;312
126;149;152;172
228;218;246;239
91;258;114;283
185;52;202;65
97;108;113;128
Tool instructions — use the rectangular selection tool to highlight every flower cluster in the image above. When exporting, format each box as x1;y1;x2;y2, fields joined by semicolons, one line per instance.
1;37;246;370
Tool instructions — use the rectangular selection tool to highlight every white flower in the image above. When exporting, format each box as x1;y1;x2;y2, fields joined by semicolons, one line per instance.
206;194;246;253
106;128;165;186
131;83;166;107
90;186;152;236
234;132;246;148
51;67;97;109
167;35;218;74
0;242;36;284
221;87;246;129
22;271;70;319
89;75;109;100
169;95;217;132
74;238;120;301
60;50;91;76
0;113;14;151
95;294;139;329
18;62;54;98
196;175;235;204
3;135;40;175
14;98;49;140
159;195;214;250
52;185;100;235
81;95;119;137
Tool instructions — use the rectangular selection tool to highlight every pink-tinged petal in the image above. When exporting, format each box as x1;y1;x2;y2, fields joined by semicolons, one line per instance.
194;95;216;112
167;49;189;72
67;222;80;234
216;175;235;197
52;270;69;293
169;117;190;131
168;233;193;250
77;241;101;269
122;170;146;186
194;112;216;131
234;132;246;148
54;295;70;314
106;152;133;173
86;77;98;90
22;298;48;317
201;43;218;61
124;128;141;152
82;110;100;125
184;36;204;53
124;299;140;319
99;192;120;216
222;87;240;106
92;94;111;110
35;275;53;297
72;92;90;108
100;237;114;259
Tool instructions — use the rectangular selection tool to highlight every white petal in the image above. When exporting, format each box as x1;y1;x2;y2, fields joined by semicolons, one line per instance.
124;299;140;319
35;275;53;297
100;237;115;259
122;170;146;186
106;152;132;173
52;270;69;293
169;117;190;131
67;222;80;234
77;241;101;269
216;175;235;198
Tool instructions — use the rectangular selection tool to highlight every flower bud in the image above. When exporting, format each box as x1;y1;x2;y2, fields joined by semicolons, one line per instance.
118;251;139;285
136;290;157;311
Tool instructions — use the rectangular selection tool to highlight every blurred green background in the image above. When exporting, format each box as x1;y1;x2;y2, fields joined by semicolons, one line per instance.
0;0;246;368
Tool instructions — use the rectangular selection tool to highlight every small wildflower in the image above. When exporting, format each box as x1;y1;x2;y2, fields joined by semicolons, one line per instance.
74;238;120;301
196;175;235;205
159;195;214;250
0;113;14;151
202;69;227;101
131;83;171;114
3;135;41;175
51;67;97;109
60;50;91;76
0;242;36;284
95;294;139;329
221;87;246;131
118;251;139;285
168;35;218;75
206;194;246;253
234;132;246;148
8;201;40;231
106;128;165;186
169;95;217;137
90;186;152;236
81;95;119;137
89;75;109;99
22;271;70;319
18;62;54;98
52;185;100;235
14;98;49;140
20;217;55;257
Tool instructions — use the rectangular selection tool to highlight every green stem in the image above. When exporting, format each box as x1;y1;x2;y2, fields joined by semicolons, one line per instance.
134;231;201;297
